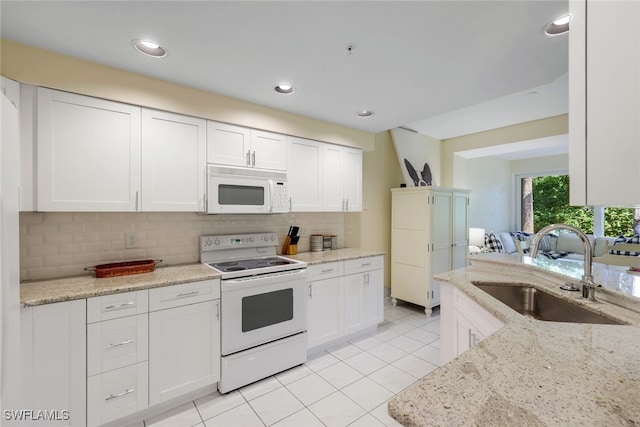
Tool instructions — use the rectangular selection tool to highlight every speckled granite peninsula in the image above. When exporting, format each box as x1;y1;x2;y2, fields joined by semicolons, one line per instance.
388;253;640;426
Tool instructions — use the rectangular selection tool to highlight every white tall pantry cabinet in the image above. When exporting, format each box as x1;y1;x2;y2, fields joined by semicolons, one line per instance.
391;187;469;316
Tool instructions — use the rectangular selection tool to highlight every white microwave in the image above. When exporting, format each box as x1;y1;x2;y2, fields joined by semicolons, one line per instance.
207;165;290;214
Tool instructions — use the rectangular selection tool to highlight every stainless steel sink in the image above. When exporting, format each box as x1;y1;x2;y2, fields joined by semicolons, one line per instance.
472;282;623;325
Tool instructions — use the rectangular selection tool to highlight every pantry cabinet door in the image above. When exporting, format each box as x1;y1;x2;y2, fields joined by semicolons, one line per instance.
37;88;141;211
141;109;206;211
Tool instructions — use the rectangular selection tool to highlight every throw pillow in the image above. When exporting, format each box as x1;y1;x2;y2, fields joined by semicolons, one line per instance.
484;232;504;253
609;235;640;256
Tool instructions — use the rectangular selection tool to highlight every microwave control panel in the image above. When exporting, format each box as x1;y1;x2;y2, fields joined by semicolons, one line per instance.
270;180;289;213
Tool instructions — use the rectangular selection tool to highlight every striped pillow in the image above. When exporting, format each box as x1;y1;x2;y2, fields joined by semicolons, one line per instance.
609;235;640;256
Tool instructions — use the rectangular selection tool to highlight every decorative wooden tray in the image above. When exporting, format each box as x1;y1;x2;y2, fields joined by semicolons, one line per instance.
85;259;162;278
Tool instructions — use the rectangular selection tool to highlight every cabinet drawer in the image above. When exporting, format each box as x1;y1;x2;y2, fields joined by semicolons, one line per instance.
149;279;220;312
87;314;148;376
344;256;384;275
88;290;148;323
87;362;148;427
308;262;344;281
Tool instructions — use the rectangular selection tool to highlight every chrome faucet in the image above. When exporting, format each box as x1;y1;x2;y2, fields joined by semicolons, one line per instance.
530;224;599;301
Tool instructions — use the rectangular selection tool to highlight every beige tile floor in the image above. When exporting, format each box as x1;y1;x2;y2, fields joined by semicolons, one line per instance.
134;299;440;427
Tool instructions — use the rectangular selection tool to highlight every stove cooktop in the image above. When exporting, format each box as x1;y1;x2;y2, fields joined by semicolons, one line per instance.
209;256;298;273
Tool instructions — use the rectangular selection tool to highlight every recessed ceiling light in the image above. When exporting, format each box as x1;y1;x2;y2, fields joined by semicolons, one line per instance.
356;110;374;118
274;83;295;94
545;14;571;36
133;39;167;58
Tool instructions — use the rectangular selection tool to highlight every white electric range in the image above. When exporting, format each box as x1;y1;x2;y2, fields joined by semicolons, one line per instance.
200;232;308;393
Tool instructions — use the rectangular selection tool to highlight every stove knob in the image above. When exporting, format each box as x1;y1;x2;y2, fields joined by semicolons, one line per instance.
264;234;270;241
214;239;220;246
270;235;276;241
248;237;254;243
205;238;212;247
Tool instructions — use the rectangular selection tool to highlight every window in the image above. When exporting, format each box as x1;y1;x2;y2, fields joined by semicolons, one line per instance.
516;172;639;236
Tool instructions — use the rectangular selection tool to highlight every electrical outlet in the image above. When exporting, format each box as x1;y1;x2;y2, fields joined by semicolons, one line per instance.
125;231;138;249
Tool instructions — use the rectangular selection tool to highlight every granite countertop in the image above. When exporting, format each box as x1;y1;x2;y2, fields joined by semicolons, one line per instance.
21;248;384;307
20;263;221;307
285;247;385;265
388;254;640;426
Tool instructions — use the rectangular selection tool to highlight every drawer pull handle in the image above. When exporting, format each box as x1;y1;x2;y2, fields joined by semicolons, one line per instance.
105;389;135;401
104;302;135;311
321;269;334;273
177;290;199;298
104;339;134;350
361;262;372;267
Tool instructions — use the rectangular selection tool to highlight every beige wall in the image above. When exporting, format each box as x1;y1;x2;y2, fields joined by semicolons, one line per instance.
441;114;568;187
1;39;374;150
346;131;403;287
511;153;569;175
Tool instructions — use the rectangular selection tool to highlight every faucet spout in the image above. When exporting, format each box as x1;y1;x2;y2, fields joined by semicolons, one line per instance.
530;224;597;300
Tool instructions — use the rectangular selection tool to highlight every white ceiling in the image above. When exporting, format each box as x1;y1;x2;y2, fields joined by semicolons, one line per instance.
0;1;569;141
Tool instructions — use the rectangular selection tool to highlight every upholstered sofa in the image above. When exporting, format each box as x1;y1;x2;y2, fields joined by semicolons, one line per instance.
485;231;618;261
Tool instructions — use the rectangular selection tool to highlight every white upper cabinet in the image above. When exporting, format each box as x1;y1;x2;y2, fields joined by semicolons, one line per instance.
141;109;206;212
37;88;141;211
323;144;363;212
207;121;286;171
288;137;323;211
250;129;287;170
569;0;640;206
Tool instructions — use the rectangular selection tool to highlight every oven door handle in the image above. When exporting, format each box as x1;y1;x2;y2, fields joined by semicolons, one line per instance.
222;268;307;290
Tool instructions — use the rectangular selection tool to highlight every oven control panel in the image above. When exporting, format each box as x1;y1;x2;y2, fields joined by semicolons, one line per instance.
201;232;278;251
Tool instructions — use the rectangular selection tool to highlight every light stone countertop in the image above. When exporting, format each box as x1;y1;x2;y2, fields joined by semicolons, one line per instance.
285;247;385;265
20;263;221;307
388;254;640;426
20;248;384;307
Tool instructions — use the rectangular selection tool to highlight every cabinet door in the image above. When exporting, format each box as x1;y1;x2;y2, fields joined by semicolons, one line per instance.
454;309;474;356
37;88;141;211
323;144;345;211
569;0;640;206
250;130;287;171
344;273;365;335
431;192;453;306
363;269;384;327
21;300;86;427
288;137;323;211
206;121;250;167
342;147;363;212
452;192;469;269
141;109;206;211
307;277;344;349
149;300;220;405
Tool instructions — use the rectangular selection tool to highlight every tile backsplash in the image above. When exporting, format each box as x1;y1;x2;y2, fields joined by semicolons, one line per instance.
20;212;345;281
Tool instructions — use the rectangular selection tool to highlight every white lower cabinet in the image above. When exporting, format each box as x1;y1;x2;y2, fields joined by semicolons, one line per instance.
307;256;384;352
87;362;148;427
148;280;221;405
20;300;86;427
87;291;149;427
439;281;504;365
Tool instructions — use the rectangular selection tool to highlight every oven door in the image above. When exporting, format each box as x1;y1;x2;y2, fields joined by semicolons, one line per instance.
207;172;269;214
220;268;307;355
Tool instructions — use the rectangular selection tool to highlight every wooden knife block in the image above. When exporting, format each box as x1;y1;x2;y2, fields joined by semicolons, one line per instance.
282;236;298;255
